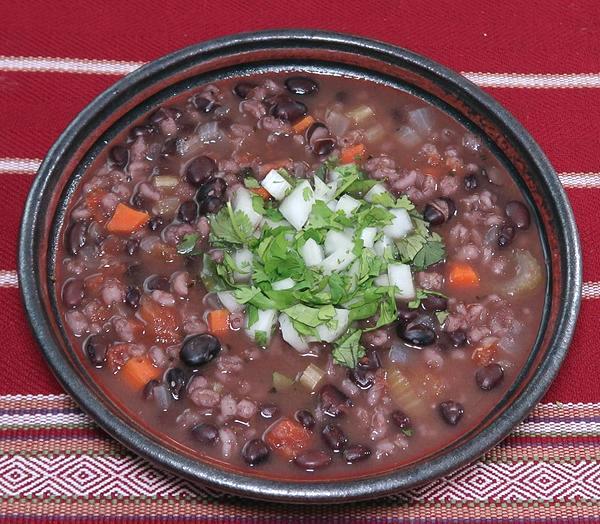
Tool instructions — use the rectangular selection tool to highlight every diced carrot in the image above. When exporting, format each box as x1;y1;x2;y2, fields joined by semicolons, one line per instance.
106;203;150;234
85;189;109;223
208;309;230;333
340;143;366;164
264;418;311;459
472;344;497;367
139;296;181;345
291;115;315;134
448;262;480;288
119;355;161;390
251;187;272;201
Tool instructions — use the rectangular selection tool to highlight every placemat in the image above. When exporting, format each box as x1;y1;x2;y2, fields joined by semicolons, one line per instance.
1;1;599;522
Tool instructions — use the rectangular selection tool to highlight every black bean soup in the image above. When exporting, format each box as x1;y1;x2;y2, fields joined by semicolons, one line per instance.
57;73;545;480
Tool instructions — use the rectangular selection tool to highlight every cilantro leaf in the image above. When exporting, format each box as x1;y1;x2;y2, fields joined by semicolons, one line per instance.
209;203;255;245
436;311;449;325
176;233;200;255
332;329;366;368
254;330;268;346
252;195;266;215
412;238;446;270
370;191;396;208
346;179;378;197
244;177;261;189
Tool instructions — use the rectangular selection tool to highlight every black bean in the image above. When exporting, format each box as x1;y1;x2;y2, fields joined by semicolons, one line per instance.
242;439;270;466
269;95;307;123
196;177;227;202
124;264;143;286
438;401;464;425
109;145;129;168
294;450;332;470
148;216;164;232
447;329;468;348
125;239;139;256
180;334;221;368
497;223;516;247
125;286;141;309
321;423;348;451
475;363;504;391
185;156;217;187
199;196;223;215
191;423;220;445
319;384;352;418
149;107;178;123
233;82;257;99
505;201;531;229
143;379;160;400
295;409;316;430
390;409;412;434
131;192;145;209
398;322;436;347
397;308;419;325
463;174;478;191
62;279;85;309
306;122;329;144
178;200;198;223
259;404;279;419
312;138;336;156
191;95;216;113
165;367;186;399
348;368;374;390
66;221;88;256
421;295;448;312
285;76;319;96
145;275;170;292
423;197;456;226
161;138;177;157
84;335;107;367
343;444;372;463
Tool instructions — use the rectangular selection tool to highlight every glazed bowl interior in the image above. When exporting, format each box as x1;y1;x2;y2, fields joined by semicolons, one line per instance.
19;30;581;503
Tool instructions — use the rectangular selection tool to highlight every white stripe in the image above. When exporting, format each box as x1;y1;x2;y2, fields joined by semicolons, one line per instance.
463;72;600;89
0;412;91;428
2;157;600;190
0;56;142;75
0;270;18;288
583;281;600;299
1;55;600;89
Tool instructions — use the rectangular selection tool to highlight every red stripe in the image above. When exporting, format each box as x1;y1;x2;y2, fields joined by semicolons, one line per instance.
566;188;600;282
2;1;600;73
0;175;31;269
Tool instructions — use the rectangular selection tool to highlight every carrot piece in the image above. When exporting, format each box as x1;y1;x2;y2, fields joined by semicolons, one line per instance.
340;143;366;164
251;187;272;201
448;262;480;288
264;417;311;459
208;309;230;333
106;203;150;234
292;115;315;134
139;296;181;345
119;355;161;390
472;343;497;366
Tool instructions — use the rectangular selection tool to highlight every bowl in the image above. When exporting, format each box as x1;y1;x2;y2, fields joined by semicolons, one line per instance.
18;30;581;503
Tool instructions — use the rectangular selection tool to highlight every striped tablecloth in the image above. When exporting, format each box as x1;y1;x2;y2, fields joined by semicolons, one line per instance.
1;2;599;522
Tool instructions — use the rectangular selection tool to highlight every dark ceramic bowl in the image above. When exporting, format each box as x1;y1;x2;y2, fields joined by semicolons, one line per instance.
19;30;581;503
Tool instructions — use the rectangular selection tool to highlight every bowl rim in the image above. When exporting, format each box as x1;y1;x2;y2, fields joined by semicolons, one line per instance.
18;29;582;503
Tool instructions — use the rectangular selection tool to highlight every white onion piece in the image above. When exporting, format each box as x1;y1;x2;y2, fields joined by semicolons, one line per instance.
347;104;375;123
360;227;377;249
279;313;309;352
374;235;395;258
388;263;415;299
313;176;337;202
321;249;356;275
335;194;361;216
217;291;244;313
153;175;179;188
326;199;338;211
197;121;221;142
408;107;434;135
272;277;295;291
232;187;263;230
396;125;421;148
233;248;253;282
325;110;351;137
316;308;349;343
374;274;389;287
245;309;277;344
260;169;292;200
364;123;385;143
301;238;324;267
324;229;354;256
364;183;391;203
278;180;314;230
383;208;413;239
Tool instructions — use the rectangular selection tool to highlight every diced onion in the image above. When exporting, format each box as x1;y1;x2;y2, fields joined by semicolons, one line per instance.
374;235;395;258
360;227;377;249
387;368;422;413
408;107;434;135
313;176;337;202
325;109;351;137
396;125;421;148
278;180;314;230
261;169;292;200
153;175;179;188
272;277;295;291
326;200;338;211
364;183;391;203
335;194;361;216
300;238;324;267
387;263;415;299
245;309;277;344
347;104;375;123
382;208;413;239
279;313;309;352
321;249;356;275
374;274;389;287
324;229;354;256
217;291;244;313
233;248;253;282
364;123;385;143
273;371;294;391
152;197;180;218
232;187;263;230
299;363;326;391
316;308;349;343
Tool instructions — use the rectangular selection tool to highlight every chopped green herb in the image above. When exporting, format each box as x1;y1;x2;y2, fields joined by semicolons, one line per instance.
435;310;449;325
176;233;200;255
244;177;261;189
254;330;268;347
332;329;366;368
